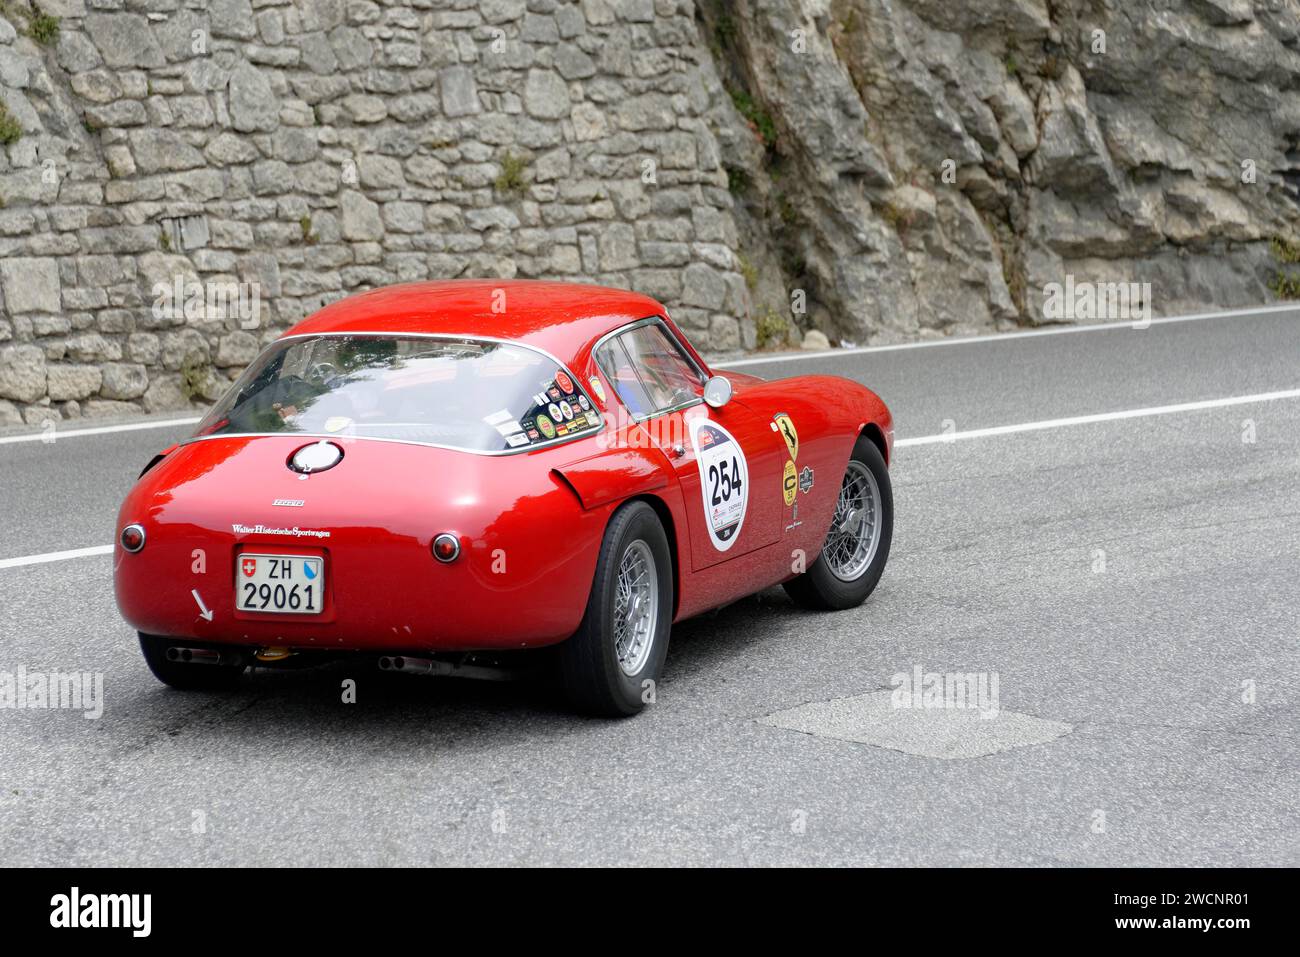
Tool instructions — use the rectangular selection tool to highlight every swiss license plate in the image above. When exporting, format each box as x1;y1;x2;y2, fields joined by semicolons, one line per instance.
236;553;324;614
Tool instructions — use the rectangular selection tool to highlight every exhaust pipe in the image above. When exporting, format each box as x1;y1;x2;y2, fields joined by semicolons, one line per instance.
379;655;439;675
165;646;240;666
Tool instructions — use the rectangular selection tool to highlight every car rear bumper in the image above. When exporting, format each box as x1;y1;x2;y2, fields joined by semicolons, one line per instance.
113;524;597;653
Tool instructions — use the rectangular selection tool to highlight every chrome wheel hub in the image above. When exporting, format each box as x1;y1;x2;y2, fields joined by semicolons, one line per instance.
822;460;882;582
614;540;658;676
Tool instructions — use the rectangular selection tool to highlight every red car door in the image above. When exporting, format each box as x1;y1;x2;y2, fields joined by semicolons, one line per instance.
671;401;783;570
592;319;781;571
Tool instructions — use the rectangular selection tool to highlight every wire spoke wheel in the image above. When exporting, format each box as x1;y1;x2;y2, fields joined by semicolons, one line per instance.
613;539;658;676
561;501;673;716
822;460;882;583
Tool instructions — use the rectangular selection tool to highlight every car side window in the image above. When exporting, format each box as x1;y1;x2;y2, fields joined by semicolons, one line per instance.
596;321;704;417
595;336;656;417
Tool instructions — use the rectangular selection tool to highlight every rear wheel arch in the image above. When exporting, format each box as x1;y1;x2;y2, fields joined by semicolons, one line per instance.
624;493;681;619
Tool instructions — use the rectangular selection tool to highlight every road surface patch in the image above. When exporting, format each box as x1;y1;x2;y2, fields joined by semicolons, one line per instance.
758;691;1073;759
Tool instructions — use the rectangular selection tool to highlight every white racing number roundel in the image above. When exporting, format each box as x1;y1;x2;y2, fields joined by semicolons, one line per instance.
690;418;749;552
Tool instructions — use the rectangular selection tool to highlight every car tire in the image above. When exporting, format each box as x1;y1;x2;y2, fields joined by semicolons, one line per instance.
783;435;893;611
138;633;247;691
560;501;673;717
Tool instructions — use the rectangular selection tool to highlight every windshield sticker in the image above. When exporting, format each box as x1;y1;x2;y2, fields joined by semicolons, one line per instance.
509;376;601;448
690;419;749;551
555;371;575;394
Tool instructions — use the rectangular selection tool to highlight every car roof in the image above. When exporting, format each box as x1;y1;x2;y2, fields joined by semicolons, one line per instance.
283;279;669;365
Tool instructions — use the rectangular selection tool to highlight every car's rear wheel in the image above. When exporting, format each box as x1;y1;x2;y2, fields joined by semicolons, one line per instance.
783;435;893;611
560;501;673;717
138;633;247;691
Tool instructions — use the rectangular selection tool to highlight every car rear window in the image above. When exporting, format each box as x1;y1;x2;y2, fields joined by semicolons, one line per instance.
192;334;602;453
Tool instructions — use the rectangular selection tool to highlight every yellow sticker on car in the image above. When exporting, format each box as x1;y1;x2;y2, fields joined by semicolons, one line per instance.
783;459;797;506
774;413;798;461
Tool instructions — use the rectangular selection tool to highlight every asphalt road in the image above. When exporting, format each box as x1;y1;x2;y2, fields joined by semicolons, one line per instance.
1;307;1297;866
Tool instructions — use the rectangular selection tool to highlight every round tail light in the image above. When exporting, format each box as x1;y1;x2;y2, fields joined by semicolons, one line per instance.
431;533;460;563
120;523;146;553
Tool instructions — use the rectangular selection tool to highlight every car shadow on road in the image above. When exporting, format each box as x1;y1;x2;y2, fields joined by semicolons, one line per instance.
123;586;811;740
660;585;801;676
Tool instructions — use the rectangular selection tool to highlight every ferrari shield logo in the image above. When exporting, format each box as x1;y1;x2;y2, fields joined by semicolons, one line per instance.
774;413;798;461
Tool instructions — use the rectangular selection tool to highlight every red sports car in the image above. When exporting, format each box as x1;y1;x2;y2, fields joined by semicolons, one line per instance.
115;280;894;716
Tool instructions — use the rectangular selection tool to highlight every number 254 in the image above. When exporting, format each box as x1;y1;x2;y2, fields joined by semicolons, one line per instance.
708;457;743;505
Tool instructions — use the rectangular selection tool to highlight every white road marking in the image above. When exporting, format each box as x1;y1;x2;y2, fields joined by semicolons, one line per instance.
717;302;1299;369
3;387;1297;572
0;545;114;570
0;305;1290;442
896;388;1300;448
0;416;201;446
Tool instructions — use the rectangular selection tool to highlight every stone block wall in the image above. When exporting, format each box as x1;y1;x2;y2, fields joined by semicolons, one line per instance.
0;0;751;426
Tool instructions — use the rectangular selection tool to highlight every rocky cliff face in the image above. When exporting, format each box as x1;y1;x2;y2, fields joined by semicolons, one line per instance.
705;0;1300;343
1;0;1298;424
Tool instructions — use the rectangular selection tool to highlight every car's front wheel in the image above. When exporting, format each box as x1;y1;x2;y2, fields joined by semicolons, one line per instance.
560;501;673;717
784;435;893;610
138;633;247;690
